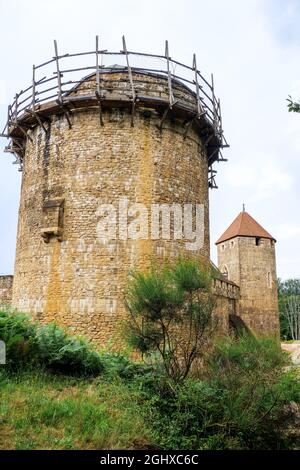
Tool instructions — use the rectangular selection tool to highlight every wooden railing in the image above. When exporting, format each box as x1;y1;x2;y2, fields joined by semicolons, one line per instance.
1;36;229;179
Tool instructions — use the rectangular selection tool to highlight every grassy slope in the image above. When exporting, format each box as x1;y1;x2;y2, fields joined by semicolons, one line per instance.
0;370;151;450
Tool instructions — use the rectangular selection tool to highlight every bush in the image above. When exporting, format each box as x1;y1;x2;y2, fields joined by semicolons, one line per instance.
100;352;152;380
0;308;38;368
125;257;215;383
0;309;104;376
36;323;104;376
142;335;300;450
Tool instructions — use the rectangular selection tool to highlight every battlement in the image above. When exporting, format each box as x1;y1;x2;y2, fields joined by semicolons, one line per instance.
213;277;240;300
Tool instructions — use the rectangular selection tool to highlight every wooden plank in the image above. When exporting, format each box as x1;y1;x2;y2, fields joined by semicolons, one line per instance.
32;65;36;110
192;54;205;119
122;36;136;102
165;41;174;108
54;40;62;102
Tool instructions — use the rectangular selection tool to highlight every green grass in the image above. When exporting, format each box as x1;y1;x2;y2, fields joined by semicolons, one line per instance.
1;306;300;450
0;369;151;450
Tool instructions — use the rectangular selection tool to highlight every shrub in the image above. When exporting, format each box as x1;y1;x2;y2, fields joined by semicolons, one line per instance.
142;335;300;450
36;323;104;376
125;257;215;383
100;352;152;380
0;309;104;376
0;308;38;368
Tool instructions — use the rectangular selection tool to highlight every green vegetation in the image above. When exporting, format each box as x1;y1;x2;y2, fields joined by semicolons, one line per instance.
125;258;215;383
142;335;299;450
0;309;104;375
0;369;150;450
278;278;300;340
287;96;300;113
1;261;300;450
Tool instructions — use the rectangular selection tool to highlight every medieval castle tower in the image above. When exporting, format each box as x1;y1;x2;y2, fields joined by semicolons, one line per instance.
0;38;279;345
216;209;279;335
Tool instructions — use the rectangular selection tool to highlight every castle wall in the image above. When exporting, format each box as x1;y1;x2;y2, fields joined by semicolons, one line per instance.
217;236;279;336
212;278;240;332
12;74;210;347
0;275;13;306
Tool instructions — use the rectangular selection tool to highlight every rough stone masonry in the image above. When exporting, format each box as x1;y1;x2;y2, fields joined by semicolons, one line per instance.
1;60;279;346
10;71;213;347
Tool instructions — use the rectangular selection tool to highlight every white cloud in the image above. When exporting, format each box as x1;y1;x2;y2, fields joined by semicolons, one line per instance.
223;152;293;202
275;224;300;240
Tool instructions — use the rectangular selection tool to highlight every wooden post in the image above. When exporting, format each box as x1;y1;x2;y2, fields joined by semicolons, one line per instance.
32;65;36;110
218;98;223;137
122;35;136;126
165;40;174;108
7;105;11;131
54;40;62;103
54;39;72;128
208;166;218;189
96;35;100;94
95;35;104;126
193;54;205;119
211;73;218;132
14;94;18;122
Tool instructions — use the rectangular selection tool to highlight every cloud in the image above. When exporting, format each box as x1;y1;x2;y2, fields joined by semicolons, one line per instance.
275;223;300;240
263;0;300;46
223;152;293;202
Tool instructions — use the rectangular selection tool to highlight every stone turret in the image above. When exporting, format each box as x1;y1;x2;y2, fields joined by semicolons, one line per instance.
3;40;227;347
216;210;279;336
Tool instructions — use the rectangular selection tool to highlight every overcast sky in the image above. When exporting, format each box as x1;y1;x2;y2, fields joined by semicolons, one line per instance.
0;0;299;279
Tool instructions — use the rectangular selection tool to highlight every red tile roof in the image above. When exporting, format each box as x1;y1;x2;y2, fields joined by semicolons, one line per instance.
216;211;276;245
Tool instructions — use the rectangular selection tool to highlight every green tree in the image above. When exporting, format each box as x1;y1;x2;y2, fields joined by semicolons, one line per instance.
278;278;300;340
287;96;300;113
125;257;215;383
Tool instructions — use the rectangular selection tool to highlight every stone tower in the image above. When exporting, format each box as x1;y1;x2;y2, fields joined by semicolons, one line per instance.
3;39;227;347
216;210;279;336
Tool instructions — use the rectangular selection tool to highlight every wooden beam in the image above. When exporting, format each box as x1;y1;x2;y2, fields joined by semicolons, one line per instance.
95;36;104;126
25;108;49;134
165;40;175;108
122;35;136;126
192;54;205;119
95;90;104;126
32;65;36;110
122;35;135;101
158;105;170;131
55;100;72;129
8;121;33;142
54;40;63;103
183;116;195;140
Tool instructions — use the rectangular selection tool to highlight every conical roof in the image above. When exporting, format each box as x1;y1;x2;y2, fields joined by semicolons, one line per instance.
216;211;276;245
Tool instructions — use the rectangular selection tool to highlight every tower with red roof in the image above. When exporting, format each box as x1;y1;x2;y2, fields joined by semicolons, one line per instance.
216;209;279;336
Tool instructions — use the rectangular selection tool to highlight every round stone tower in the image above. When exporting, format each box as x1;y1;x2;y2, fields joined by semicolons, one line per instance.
3;38;227;346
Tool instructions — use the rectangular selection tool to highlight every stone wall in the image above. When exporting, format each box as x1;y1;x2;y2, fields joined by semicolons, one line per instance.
12;71;211;348
217;236;279;336
212;278;240;332
0;275;13;305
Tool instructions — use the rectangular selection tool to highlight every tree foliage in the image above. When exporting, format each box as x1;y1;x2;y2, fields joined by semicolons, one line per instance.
125;257;215;383
142;335;300;450
278;278;300;340
287;96;300;113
